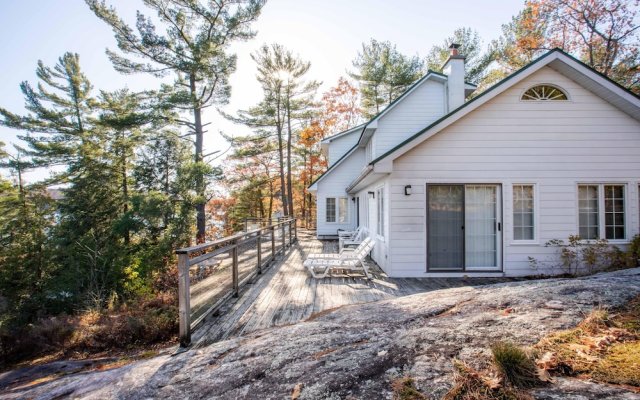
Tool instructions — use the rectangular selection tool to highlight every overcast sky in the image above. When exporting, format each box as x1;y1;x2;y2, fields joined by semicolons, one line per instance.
0;0;524;182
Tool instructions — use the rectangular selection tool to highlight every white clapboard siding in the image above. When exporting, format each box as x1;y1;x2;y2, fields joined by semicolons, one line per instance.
327;130;360;166
387;66;640;277
373;80;446;159
316;149;365;236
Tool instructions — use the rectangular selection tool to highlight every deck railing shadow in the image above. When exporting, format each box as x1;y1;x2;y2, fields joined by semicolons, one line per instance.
176;218;297;347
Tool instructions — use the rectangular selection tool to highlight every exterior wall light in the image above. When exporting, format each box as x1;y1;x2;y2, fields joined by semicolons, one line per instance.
404;185;412;196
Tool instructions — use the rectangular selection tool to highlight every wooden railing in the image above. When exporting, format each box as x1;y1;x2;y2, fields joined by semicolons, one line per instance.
176;218;297;347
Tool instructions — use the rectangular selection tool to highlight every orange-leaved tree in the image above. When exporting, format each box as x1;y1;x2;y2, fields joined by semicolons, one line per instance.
296;78;362;226
495;0;640;92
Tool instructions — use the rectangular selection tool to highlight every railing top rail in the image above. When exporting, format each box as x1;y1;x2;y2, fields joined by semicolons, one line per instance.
175;217;295;255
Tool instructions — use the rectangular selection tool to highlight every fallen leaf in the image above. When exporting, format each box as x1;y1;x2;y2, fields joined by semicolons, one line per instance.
292;383;303;399
501;307;514;315
536;351;557;370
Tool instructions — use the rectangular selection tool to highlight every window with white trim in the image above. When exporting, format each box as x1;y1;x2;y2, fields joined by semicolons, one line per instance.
578;184;626;240
513;185;535;240
326;197;349;224
604;185;625;240
326;198;336;223
376;187;384;237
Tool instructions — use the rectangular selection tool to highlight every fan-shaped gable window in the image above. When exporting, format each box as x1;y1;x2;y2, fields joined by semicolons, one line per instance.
521;85;568;101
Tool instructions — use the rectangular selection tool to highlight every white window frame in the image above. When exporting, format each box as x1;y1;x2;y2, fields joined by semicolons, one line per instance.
325;197;336;223
576;183;628;243
325;196;349;224
511;184;538;244
376;186;385;239
338;197;349;224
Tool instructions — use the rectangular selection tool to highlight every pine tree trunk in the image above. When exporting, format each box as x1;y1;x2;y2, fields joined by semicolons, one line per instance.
190;74;206;243
275;94;288;217
121;143;129;245
268;181;274;220
258;188;265;219
301;151;307;224
163;154;170;229
286;99;294;218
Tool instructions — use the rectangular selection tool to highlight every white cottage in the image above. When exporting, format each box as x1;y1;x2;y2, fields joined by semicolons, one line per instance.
309;45;640;278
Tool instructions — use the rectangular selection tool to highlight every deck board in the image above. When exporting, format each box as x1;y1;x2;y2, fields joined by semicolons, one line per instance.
192;230;514;348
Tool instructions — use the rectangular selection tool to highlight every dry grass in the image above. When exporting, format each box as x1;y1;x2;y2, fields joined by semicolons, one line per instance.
593;341;640;386
491;342;541;389
391;377;427;400
534;295;640;388
443;360;532;400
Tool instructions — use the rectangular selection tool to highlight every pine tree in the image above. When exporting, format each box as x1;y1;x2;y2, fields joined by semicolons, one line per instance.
425;27;496;89
231;44;319;217
0;143;57;324
222;130;279;225
0;53;94;181
97;89;155;244
86;0;265;242
349;39;424;118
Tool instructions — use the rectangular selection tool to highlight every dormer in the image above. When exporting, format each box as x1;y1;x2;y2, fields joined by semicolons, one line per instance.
320;124;365;166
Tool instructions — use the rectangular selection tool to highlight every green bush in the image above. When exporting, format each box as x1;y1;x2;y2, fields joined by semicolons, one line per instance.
531;235;640;276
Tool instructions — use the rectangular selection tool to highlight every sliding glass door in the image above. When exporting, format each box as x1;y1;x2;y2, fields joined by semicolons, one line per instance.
427;184;502;271
427;185;465;270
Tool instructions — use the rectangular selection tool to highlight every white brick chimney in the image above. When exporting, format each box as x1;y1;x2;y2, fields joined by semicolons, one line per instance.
442;43;466;112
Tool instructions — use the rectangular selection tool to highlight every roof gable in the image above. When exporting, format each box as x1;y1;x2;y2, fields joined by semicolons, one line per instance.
311;69;462;189
320;123;366;144
370;49;640;168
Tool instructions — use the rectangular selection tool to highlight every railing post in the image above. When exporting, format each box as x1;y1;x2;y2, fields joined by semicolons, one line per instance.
294;218;298;242
178;252;191;347
289;219;293;246
281;222;286;253
256;230;262;274
232;239;239;297
271;225;275;261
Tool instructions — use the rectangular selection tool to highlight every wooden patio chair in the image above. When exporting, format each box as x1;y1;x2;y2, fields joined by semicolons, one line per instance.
304;237;375;279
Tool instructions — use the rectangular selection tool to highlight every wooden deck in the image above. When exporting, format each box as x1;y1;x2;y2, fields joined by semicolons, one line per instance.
193;230;512;347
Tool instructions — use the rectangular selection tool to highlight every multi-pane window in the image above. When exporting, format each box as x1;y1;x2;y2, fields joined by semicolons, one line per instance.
326;197;349;223
513;185;534;240
338;197;348;223
604;185;625;240
376;187;384;237
578;185;626;240
578;185;599;239
326;198;336;223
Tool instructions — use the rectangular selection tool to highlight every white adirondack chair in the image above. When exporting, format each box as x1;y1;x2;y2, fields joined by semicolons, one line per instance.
339;226;367;252
304;237;375;279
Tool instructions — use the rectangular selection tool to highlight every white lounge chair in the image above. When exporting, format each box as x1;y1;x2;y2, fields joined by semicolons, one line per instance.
339;226;367;252
304;237;375;279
